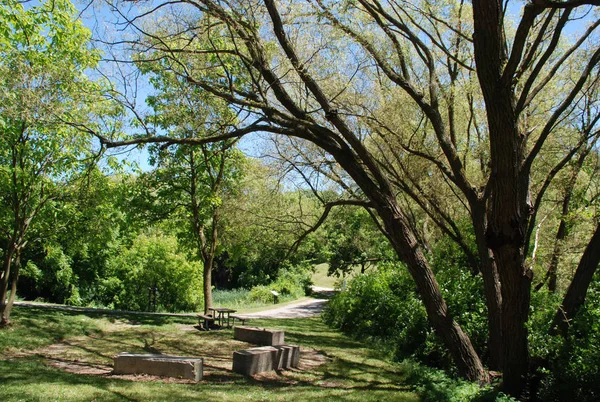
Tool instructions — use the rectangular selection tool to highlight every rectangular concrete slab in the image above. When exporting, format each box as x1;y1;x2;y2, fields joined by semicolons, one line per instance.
114;353;203;381
232;345;300;376
233;346;278;375
234;326;284;346
274;344;300;369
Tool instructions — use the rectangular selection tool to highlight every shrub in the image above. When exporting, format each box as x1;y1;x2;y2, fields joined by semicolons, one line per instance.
323;262;432;361
530;273;600;401
401;359;517;402
100;229;203;312
324;249;488;370
248;285;275;304
273;262;313;298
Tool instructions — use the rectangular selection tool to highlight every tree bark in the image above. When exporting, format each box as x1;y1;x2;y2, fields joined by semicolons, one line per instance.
471;204;504;370
202;208;220;315
472;0;534;395
4;249;22;325
0;242;17;327
550;223;600;335
377;196;487;382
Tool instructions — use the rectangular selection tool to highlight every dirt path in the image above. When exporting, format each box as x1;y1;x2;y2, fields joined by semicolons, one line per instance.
13;287;335;319
230;287;334;319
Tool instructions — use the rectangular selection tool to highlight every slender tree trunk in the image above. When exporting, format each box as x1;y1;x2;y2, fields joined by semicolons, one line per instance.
203;208;220;315
4;249;22;324
377;197;487;383
550;223;600;335
203;257;213;315
537;220;565;293
0;242;17;327
537;153;585;293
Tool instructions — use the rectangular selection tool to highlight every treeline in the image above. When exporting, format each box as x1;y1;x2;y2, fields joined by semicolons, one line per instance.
10;161;328;312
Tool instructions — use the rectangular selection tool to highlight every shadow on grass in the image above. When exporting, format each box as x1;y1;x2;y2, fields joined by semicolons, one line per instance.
1;305;420;401
13;304;196;326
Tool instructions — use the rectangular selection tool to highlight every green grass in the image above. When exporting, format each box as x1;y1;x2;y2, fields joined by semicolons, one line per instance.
311;263;363;289
0;305;419;402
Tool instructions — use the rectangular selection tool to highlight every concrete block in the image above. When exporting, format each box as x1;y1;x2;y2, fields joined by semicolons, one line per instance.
274;344;300;369
233;346;278;375
114;353;203;381
233;326;284;346
232;345;300;375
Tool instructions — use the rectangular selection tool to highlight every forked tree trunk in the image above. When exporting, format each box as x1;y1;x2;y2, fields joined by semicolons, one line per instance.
472;0;533;395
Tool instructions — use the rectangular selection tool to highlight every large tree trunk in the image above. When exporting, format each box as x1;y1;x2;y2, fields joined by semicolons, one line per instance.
377;197;487;383
472;204;504;370
472;0;533;396
485;106;532;397
550;223;600;335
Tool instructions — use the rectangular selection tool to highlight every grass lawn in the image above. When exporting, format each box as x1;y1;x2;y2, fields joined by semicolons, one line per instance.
0;305;420;402
311;263;363;289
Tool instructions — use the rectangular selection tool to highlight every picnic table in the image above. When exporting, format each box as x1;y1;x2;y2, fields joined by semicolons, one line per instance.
208;307;237;328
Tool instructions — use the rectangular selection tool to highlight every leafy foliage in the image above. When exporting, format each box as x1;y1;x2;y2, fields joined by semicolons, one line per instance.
324;243;488;370
99;229;202;312
529;274;600;401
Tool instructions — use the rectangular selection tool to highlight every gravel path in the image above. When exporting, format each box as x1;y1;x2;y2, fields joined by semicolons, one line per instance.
234;287;334;319
13;287;335;319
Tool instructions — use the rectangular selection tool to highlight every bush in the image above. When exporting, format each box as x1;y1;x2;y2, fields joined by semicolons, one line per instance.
324;250;488;370
100;229;203;312
273;262;313;297
248;285;275;304
401;359;516;402
323;262;432;362
530;273;600;401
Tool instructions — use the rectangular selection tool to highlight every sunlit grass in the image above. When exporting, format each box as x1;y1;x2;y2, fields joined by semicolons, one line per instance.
0;305;419;402
311;263;363;289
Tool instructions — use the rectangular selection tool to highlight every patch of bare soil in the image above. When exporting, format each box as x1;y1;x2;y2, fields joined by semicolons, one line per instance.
297;348;330;370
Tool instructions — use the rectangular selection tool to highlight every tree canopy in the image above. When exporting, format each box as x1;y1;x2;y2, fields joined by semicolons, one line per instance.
2;0;600;398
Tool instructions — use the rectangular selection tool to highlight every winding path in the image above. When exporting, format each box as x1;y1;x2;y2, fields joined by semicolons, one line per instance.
238;287;334;319
13;287;335;319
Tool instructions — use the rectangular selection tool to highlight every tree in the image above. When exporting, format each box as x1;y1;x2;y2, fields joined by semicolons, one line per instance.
134;45;246;313
0;0;116;326
99;0;600;396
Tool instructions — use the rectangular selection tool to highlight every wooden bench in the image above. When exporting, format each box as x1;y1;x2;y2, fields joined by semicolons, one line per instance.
197;314;215;330
230;314;250;326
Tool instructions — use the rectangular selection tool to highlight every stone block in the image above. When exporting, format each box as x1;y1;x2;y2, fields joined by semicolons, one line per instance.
233;326;284;346
114;353;203;381
274;344;300;369
232;345;300;376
